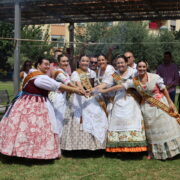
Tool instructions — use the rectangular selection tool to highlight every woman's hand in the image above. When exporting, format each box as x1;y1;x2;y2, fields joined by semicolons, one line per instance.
74;87;86;96
168;101;176;113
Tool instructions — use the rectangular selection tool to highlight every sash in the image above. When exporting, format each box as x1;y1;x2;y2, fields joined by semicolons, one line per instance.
54;69;68;80
76;68;108;116
22;71;44;88
133;77;180;124
112;72;142;104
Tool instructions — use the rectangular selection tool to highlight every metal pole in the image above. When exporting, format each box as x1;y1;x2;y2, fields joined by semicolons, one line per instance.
69;22;75;70
13;0;21;95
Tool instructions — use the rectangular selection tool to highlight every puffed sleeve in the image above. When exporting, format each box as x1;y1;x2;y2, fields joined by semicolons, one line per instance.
71;71;80;82
34;75;61;91
102;65;115;86
89;69;96;79
156;75;166;90
123;79;134;89
56;72;71;85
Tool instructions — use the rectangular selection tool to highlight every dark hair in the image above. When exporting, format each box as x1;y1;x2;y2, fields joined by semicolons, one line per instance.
164;51;172;57
137;59;150;72
58;54;68;62
116;55;128;63
54;49;62;53
79;54;89;61
97;54;107;59
21;60;32;72
76;55;89;68
137;59;148;66
34;57;49;68
90;55;97;59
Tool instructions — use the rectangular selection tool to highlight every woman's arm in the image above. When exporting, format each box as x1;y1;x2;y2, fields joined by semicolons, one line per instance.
67;82;77;88
59;84;84;95
98;84;124;94
95;82;108;90
20;71;24;79
162;88;176;112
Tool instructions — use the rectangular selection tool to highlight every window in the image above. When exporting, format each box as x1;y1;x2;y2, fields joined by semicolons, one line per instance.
170;25;176;31
51;35;65;47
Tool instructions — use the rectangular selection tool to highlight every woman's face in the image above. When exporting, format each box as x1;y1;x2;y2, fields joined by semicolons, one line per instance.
116;58;128;72
137;62;147;76
79;56;90;71
59;56;69;69
98;55;107;69
25;62;32;71
38;59;50;74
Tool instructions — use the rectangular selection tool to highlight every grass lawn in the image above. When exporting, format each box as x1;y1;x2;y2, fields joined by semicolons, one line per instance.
0;152;180;180
0;81;14;99
0;81;180;180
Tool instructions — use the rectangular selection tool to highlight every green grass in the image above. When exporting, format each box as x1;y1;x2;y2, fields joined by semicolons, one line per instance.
0;81;14;99
0;81;180;180
0;153;180;180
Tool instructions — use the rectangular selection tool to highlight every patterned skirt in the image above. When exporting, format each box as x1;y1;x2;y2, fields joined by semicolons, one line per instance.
106;121;147;152
60;98;106;150
0;95;60;159
141;97;180;159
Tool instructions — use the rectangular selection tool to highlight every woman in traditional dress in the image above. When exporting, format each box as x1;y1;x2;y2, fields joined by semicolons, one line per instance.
0;57;84;159
20;60;32;82
95;54;115;87
98;60;180;160
49;54;77;135
61;55;108;150
101;55;147;153
95;55;115;114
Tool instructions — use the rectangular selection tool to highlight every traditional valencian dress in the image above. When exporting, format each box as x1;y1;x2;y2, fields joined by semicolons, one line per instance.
95;64;115;114
123;72;180;159
0;71;63;159
105;67;147;152
49;68;71;136
61;68;108;150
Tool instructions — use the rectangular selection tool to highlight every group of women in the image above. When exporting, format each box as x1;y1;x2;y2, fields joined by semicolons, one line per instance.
0;53;180;161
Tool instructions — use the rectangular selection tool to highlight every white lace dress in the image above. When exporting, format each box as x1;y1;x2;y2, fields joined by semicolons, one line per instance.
61;69;108;150
49;68;71;136
124;73;180;159
105;67;147;152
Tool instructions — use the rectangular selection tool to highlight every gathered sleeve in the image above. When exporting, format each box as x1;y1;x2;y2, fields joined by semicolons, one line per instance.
102;65;115;86
89;69;96;79
156;75;166;90
56;72;71;85
123;79;134;90
34;75;61;91
71;71;80;82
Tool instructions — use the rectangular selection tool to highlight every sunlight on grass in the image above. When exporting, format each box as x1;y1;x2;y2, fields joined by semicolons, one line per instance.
0;81;179;179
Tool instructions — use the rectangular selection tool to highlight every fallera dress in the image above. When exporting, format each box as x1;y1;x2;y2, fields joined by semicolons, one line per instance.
0;72;62;159
123;73;180;159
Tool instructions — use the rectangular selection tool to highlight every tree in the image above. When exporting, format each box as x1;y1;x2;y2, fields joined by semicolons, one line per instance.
7;24;53;68
0;22;14;71
75;22;180;70
21;25;53;61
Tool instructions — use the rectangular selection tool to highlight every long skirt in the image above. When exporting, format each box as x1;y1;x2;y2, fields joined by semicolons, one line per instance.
141;96;180;159
61;95;107;150
106;92;147;152
0;95;60;159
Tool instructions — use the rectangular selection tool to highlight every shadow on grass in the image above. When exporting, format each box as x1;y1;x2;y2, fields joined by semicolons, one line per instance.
104;151;148;161
62;150;105;159
62;150;148;161
0;154;55;166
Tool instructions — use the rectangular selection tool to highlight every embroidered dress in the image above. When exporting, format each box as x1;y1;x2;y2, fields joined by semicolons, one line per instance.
61;68;108;150
49;68;71;136
105;67;147;152
95;64;115;113
0;74;62;159
124;73;180;159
